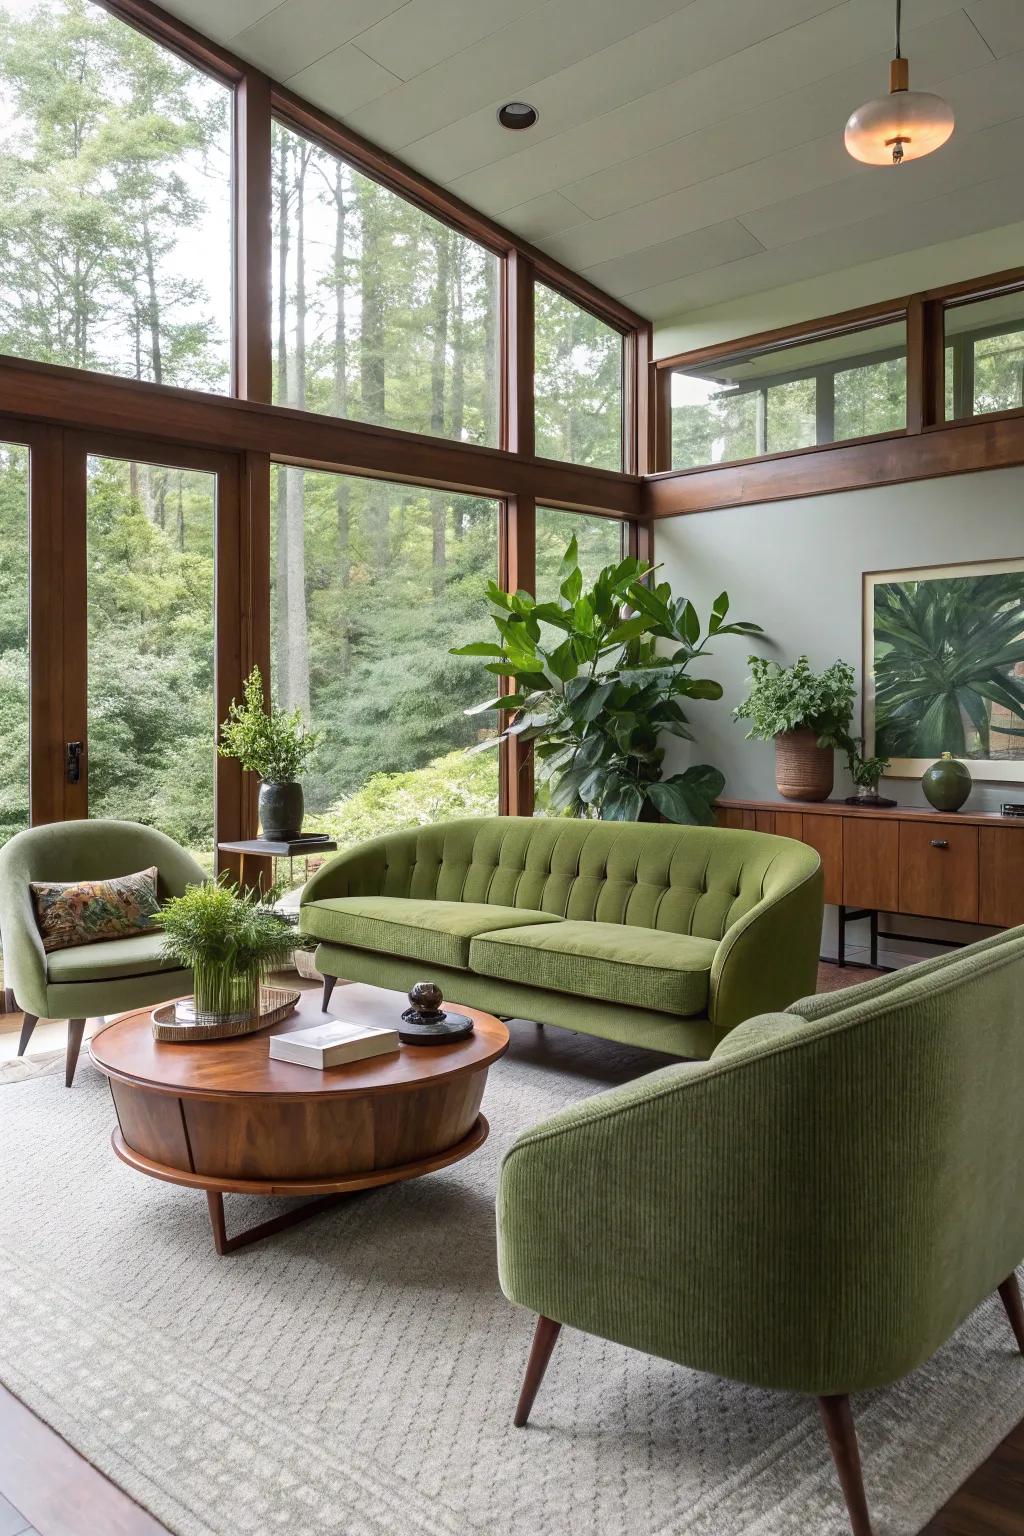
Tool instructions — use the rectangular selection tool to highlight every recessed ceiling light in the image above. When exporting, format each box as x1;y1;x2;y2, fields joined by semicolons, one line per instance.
497;101;539;130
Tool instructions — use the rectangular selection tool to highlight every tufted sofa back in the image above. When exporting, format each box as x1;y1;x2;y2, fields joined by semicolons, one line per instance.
302;817;819;944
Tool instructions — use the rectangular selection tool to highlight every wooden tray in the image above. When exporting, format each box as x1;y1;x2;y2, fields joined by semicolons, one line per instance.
152;987;300;1043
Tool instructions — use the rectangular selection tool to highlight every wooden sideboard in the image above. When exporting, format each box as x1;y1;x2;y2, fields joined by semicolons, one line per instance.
716;797;1024;964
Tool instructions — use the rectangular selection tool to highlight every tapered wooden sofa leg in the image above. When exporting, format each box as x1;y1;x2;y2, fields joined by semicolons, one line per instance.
998;1272;1024;1353
65;1019;86;1087
322;974;337;1011
819;1395;873;1536
16;1012;38;1057
514;1315;562;1428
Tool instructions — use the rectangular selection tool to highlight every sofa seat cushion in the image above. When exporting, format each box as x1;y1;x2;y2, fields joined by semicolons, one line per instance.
301;896;563;972
46;932;178;984
469;920;719;1018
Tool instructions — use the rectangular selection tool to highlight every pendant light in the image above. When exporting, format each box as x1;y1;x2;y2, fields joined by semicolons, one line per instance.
844;0;954;165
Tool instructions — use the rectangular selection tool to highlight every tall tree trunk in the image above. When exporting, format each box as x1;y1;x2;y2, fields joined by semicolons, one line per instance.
359;184;388;559
332;162;352;672
450;250;466;541
176;474;184;552
274;130;291;701
429;227;451;596
482;255;498;445
143;220;163;386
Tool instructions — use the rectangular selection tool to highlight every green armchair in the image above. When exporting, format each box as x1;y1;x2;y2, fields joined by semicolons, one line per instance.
497;925;1024;1536
0;820;205;1085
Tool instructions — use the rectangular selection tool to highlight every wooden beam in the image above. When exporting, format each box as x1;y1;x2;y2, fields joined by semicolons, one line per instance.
504;251;535;456
0;357;642;518
24;423;66;826
644;412;1024;517
235;69;273;403
499;494;536;818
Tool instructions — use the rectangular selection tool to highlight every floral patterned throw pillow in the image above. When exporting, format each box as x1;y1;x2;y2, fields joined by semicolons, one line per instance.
31;866;161;954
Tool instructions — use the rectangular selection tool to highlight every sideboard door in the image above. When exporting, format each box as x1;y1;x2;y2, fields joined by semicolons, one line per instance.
800;817;843;905
899;823;979;923
843;817;899;911
979;829;1024;928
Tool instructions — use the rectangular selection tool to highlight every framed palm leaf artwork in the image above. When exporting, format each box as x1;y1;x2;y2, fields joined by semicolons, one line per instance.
863;557;1024;781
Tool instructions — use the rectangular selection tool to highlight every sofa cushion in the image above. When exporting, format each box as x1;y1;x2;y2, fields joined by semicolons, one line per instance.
469;920;719;1018
301;896;563;972
46;931;178;983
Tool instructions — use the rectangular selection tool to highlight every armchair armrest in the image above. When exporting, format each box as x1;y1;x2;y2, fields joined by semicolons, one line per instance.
0;870;49;1019
709;861;823;1038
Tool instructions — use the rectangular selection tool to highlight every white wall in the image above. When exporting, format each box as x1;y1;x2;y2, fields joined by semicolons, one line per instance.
653;219;1024;358
656;467;1024;818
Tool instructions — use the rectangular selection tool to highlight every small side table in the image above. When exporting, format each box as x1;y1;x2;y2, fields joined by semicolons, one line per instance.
217;835;338;892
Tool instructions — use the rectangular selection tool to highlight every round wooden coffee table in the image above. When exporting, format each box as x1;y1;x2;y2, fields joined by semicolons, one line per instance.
90;983;509;1255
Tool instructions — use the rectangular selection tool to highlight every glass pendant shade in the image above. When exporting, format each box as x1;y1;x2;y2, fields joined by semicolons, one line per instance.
845;51;954;165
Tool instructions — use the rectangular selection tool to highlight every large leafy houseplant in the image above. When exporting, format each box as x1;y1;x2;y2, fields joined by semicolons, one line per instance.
156;878;296;1021
873;573;1024;758
451;540;761;824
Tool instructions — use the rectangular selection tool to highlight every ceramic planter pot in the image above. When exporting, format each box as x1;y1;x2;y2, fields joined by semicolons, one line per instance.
259;780;304;840
775;728;834;801
921;753;972;813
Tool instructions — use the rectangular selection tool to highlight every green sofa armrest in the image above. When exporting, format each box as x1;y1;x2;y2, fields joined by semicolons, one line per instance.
300;832;410;909
708;859;823;1038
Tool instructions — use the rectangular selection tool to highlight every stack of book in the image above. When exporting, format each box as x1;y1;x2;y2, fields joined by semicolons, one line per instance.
269;1018;400;1069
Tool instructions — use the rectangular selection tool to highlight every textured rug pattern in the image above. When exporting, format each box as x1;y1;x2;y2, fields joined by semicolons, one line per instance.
1;1026;1022;1536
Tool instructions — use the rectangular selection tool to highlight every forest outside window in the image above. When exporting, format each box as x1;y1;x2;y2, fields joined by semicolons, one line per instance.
270;467;499;870
944;290;1024;421
0;0;233;390
668;317;907;470
534;283;624;471
272;120;500;445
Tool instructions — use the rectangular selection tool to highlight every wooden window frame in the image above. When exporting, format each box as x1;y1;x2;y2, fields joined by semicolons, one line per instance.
648;267;1024;516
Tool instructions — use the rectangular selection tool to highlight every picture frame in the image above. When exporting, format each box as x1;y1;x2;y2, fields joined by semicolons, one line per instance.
863;556;1024;782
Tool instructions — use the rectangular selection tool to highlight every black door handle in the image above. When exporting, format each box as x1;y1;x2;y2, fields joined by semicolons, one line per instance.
930;838;948;848
66;741;82;784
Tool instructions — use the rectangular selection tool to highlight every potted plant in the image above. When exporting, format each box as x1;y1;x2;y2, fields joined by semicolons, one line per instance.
733;656;855;802
155;879;297;1023
451;539;761;824
844;741;894;807
219;666;320;840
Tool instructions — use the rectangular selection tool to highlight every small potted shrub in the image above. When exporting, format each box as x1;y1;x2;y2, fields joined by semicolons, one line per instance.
734;656;855;802
156;879;297;1024
219;666;319;840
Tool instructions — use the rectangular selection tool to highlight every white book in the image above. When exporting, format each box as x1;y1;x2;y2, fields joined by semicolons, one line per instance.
269;1019;400;1069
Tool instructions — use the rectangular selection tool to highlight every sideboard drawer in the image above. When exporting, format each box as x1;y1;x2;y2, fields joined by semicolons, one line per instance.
898;824;979;923
979;828;1024;927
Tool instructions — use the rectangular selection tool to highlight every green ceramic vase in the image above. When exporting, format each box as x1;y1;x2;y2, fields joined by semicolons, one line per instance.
921;752;972;813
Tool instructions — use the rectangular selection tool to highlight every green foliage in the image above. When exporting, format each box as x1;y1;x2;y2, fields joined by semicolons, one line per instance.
873;573;1024;759
534;285;622;470
846;744;890;790
452;539;762;825
305;749;498;852
734;655;856;750
219;666;319;783
155;878;295;1015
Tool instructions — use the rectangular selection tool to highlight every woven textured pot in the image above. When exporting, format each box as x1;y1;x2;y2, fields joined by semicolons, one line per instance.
775;728;834;801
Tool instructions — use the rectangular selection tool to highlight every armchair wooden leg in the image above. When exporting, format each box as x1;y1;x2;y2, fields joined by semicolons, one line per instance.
65;1019;86;1087
322;974;337;1011
998;1273;1024;1354
514;1315;562;1428
819;1395;873;1536
16;1013;38;1057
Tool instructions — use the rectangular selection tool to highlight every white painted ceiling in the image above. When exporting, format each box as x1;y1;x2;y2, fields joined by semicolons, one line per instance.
162;0;1024;321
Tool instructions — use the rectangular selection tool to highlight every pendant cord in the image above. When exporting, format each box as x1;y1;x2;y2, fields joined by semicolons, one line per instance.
895;0;902;58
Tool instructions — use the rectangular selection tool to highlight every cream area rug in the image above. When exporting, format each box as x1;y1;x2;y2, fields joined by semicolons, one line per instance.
1;1025;1022;1536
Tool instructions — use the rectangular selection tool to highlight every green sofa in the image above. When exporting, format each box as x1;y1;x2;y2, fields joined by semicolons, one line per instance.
0;819;204;1085
497;925;1024;1536
299;816;822;1057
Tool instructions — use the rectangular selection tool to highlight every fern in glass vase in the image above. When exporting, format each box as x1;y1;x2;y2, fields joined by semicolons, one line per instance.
155;879;296;1020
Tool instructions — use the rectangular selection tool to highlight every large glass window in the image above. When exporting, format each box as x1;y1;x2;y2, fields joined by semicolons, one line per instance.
0;1;232;390
0;442;29;853
86;456;216;867
272;122;500;445
536;507;624;599
669;318;906;470
944;290;1024;421
534;283;623;470
270;468;499;856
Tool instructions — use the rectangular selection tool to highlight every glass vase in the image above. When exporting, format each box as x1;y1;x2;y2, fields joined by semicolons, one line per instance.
192;962;260;1024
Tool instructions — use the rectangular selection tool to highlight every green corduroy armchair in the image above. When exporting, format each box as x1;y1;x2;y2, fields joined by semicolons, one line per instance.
0;820;204;1085
497;926;1024;1536
300;817;823;1058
